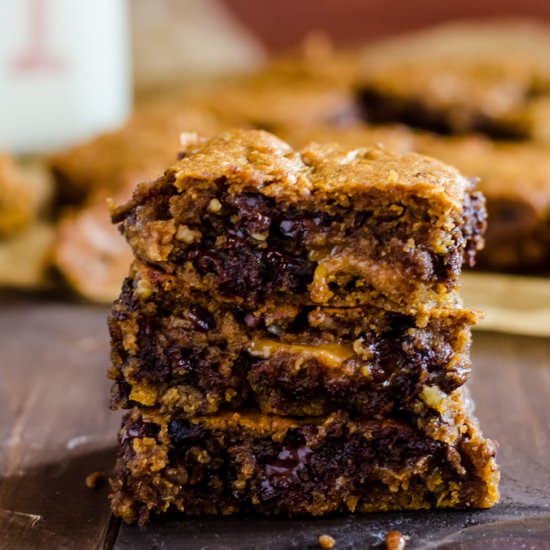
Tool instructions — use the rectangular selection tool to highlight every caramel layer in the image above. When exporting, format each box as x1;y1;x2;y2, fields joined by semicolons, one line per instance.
248;338;354;368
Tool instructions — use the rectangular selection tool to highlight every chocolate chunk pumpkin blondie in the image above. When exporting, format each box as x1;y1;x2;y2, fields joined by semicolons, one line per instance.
110;403;499;525
195;78;360;133
112;129;486;315
357;20;550;139
109;261;477;429
416;133;550;271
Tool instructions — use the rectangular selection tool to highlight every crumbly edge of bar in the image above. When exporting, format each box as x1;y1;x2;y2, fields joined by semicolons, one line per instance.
109;406;499;525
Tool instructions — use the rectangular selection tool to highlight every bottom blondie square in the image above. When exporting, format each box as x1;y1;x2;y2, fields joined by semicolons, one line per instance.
110;398;499;525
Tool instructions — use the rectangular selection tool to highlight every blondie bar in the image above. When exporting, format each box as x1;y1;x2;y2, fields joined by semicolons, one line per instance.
357;20;550;138
112;129;486;314
109;262;477;429
110;404;499;525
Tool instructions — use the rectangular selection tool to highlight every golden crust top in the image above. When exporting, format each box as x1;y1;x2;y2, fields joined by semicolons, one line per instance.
133;129;472;213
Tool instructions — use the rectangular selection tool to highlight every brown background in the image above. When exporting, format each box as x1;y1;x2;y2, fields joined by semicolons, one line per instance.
223;0;550;51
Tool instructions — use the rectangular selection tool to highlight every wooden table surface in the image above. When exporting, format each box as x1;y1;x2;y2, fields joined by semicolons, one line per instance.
1;301;550;550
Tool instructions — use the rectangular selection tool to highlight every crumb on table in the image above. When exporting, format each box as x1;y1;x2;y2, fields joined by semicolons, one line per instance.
85;471;105;489
385;530;406;550
319;533;336;548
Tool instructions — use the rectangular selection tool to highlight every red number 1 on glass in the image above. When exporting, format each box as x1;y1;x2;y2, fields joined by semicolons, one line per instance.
13;0;64;73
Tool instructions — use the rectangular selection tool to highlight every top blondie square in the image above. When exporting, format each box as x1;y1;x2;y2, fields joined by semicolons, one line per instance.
112;129;486;315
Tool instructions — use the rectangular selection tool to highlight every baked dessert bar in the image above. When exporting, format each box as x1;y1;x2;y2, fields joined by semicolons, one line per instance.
358;57;535;138
0;155;55;291
108;128;498;524
110;404;499;525
195;77;360;133
109;261;477;429
260;32;361;89
112;129;486;314
357;20;550;138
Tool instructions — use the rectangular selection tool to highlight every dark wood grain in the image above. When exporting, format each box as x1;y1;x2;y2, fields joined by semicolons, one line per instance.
0;303;119;550
1;303;549;549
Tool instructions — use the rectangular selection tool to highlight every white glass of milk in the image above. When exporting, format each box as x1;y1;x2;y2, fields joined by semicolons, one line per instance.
0;0;131;154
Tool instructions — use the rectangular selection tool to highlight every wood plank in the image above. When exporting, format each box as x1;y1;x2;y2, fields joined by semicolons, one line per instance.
115;331;550;549
0;302;120;550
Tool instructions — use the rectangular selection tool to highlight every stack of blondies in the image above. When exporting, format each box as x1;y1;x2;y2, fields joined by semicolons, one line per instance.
108;129;499;525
